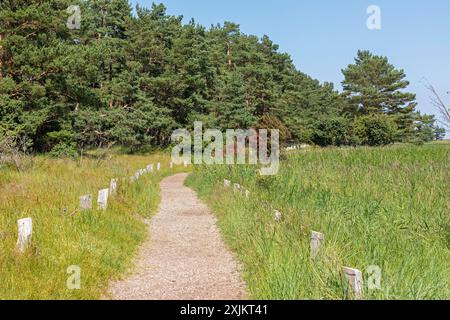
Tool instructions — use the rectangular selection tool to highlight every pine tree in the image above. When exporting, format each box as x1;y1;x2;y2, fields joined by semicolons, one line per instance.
209;69;256;129
0;0;76;151
342;50;418;141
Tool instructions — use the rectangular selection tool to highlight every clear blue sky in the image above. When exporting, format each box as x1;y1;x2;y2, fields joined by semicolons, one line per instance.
131;0;450;131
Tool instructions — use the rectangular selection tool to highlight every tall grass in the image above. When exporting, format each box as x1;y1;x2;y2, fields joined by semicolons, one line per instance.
187;143;450;300
0;151;184;299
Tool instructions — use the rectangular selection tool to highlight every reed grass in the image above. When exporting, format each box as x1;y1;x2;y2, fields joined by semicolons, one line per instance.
187;143;450;300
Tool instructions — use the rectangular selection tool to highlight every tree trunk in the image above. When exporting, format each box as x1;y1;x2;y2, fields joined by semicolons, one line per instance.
0;33;4;78
227;42;232;67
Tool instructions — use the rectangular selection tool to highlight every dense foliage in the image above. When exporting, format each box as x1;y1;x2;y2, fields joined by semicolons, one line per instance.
0;1;445;154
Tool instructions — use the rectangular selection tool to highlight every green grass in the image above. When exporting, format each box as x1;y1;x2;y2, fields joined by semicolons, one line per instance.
0;151;186;299
186;143;450;300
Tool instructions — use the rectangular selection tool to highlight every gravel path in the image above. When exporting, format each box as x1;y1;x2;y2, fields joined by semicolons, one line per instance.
109;173;247;300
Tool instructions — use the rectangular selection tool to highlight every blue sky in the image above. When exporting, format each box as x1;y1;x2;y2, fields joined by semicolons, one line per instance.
130;0;450;130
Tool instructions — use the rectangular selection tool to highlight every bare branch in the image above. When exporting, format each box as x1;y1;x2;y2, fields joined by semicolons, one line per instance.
421;78;450;129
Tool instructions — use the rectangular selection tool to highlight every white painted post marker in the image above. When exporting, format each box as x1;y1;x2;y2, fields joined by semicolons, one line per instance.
109;178;117;195
310;231;324;259
157;163;161;171
342;267;364;299
170;162;173;169
184;160;188;168
80;194;92;210
274;210;283;222
97;189;109;211
16;218;33;252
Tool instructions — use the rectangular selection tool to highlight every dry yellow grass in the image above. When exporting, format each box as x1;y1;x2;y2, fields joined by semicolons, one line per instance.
0;150;186;299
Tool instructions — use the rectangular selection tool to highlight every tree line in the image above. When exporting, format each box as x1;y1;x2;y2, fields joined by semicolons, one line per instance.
0;1;445;157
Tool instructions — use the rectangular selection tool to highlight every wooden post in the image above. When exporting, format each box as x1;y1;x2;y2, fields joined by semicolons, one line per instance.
274;210;283;222
80;194;92;210
184;160;188;168
224;180;231;187
97;189;109;211
109;178;117;195
137;168;146;178
342;267;364;299
170;162;173;169
16;218;32;252
310;231;324;259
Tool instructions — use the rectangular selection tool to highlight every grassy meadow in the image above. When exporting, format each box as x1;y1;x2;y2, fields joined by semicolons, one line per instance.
0;150;185;299
187;143;450;300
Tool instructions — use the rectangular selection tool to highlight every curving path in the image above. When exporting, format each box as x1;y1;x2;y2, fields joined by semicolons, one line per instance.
109;173;247;300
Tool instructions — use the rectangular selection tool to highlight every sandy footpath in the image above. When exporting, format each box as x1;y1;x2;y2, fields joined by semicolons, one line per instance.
109;173;247;300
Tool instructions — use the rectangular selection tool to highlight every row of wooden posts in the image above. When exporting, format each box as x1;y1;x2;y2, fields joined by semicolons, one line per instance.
285;144;310;151
224;179;251;198
82;162;164;212
224;178;364;299
15;160;189;254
